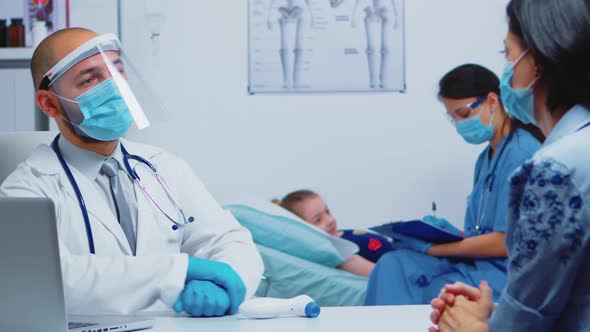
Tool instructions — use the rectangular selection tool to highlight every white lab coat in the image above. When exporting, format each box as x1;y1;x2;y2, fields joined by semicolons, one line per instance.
0;138;263;315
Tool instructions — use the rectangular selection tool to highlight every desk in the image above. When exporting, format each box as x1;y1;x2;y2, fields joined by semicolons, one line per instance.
148;305;432;331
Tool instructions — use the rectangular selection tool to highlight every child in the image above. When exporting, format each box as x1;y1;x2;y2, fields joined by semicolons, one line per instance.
277;190;393;276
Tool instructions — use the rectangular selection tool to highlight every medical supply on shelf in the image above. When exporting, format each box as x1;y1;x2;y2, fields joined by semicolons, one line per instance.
0;19;7;47
238;295;320;319
32;21;47;48
8;18;25;47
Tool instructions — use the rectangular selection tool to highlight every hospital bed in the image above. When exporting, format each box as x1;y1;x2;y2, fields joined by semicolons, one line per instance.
224;200;368;306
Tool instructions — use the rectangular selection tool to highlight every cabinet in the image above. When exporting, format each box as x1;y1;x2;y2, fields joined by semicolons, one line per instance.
0;0;120;132
0;48;43;132
0;48;34;63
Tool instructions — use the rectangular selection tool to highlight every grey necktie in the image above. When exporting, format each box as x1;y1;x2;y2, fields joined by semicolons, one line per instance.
100;158;136;254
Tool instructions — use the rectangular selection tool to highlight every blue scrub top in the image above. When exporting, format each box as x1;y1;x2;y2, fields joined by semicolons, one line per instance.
364;128;542;305
464;128;541;292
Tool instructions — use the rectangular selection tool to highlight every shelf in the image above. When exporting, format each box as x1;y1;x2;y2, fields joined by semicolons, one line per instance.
0;48;34;61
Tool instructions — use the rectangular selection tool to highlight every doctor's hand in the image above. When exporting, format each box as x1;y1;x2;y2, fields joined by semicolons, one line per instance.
392;233;433;253
186;257;246;314
173;280;230;317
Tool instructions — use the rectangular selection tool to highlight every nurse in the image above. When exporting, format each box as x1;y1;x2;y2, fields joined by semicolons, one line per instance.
430;0;590;330
0;28;263;316
364;64;543;305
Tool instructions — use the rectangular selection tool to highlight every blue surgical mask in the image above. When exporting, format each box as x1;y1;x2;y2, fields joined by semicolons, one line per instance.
455;114;494;145
56;78;133;141
499;50;538;126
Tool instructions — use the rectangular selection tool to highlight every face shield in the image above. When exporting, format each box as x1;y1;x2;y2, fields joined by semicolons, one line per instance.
40;33;160;141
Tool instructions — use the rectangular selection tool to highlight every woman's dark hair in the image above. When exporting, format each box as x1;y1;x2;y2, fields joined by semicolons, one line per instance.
439;63;544;142
507;0;590;110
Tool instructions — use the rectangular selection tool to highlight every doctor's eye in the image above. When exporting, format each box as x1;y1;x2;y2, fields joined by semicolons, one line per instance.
78;76;98;89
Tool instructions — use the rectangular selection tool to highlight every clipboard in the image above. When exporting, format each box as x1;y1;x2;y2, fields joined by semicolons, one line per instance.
369;220;463;244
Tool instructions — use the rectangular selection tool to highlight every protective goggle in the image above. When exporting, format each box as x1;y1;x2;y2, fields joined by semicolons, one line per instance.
445;96;487;125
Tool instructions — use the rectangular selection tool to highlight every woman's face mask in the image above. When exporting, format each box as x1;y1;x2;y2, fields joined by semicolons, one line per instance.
499;49;539;126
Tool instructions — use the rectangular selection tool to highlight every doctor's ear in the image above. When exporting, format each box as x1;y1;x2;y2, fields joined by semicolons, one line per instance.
36;90;63;119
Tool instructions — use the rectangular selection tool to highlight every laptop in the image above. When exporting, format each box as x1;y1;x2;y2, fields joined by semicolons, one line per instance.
0;197;154;332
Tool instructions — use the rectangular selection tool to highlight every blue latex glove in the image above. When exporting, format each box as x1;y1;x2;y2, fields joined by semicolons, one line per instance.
186;257;246;314
173;280;230;317
422;215;462;237
392;232;433;253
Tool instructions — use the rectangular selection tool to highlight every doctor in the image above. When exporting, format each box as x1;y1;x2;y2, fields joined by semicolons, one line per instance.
0;28;263;317
364;64;543;305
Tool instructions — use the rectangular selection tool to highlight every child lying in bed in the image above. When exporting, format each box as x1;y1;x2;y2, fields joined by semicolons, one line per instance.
275;189;393;277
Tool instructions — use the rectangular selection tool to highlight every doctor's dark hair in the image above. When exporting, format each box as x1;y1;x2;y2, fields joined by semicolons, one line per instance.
278;190;319;218
507;0;590;110
439;64;544;143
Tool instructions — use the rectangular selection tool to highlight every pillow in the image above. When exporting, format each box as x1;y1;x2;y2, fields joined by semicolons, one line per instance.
224;199;358;267
227;198;359;256
255;244;367;306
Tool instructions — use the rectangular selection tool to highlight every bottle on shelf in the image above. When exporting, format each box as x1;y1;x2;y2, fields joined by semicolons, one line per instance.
0;19;7;47
32;20;47;48
8;18;25;47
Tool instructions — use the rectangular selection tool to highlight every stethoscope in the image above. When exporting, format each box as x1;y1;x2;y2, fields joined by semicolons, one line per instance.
471;131;513;234
51;134;195;254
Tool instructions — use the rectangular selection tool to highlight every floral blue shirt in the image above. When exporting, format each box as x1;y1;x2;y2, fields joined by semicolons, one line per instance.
489;104;590;331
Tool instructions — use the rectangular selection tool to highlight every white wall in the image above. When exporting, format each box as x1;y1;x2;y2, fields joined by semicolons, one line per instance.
83;0;510;229
69;0;118;34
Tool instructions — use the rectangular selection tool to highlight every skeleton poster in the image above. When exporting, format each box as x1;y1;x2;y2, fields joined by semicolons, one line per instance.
248;0;405;93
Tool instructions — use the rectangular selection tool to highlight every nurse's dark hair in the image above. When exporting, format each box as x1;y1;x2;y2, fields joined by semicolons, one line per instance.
438;63;544;142
438;64;500;100
507;0;590;110
275;189;319;218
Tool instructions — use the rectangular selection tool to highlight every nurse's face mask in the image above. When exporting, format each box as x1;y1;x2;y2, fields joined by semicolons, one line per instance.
446;97;495;145
39;34;153;141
